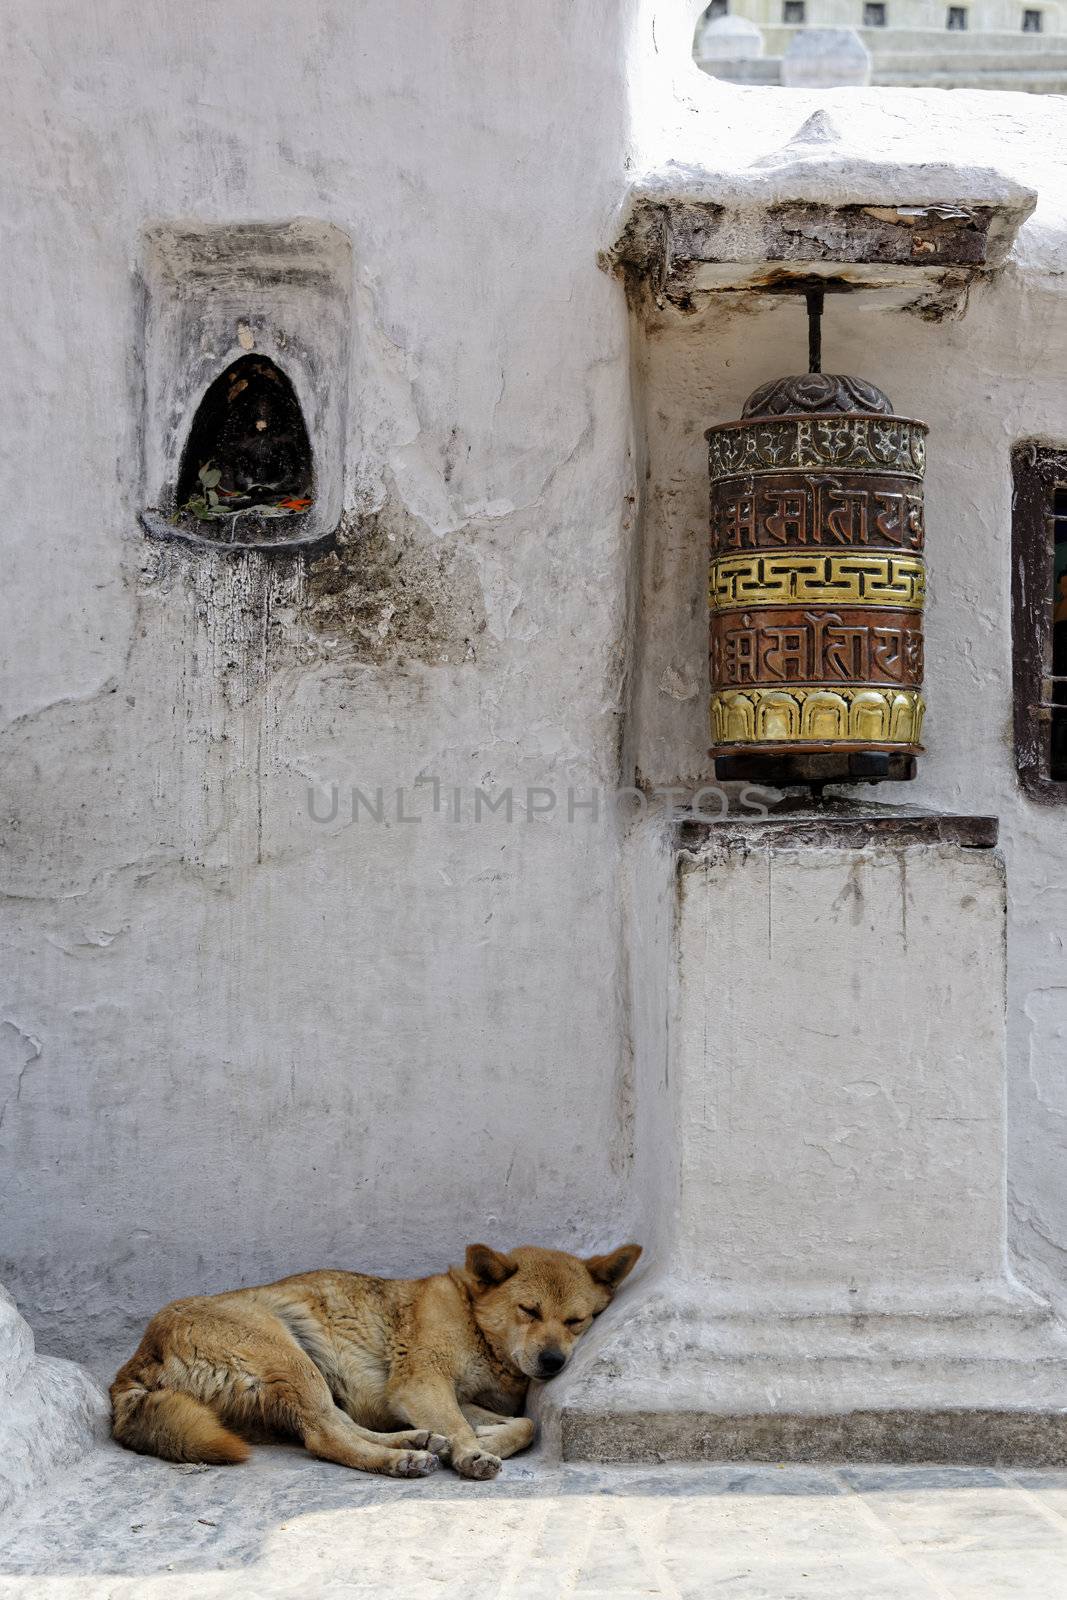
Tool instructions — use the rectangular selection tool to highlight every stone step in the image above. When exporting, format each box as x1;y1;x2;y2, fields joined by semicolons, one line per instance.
697;58;784;82
862;25;1056;53
876;49;1067;68
557;1403;1067;1467
757;24;1056;55
700;52;1067;89
874;68;1067;88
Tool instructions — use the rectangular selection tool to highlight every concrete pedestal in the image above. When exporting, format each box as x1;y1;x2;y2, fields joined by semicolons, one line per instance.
0;1283;107;1514
539;807;1067;1464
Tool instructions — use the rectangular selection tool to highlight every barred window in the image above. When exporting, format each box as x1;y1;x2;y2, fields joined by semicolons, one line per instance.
1023;8;1043;28
947;5;967;26
864;2;888;22
783;1;806;21
1011;444;1067;798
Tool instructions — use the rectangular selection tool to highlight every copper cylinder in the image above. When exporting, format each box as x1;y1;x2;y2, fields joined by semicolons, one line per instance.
706;373;927;784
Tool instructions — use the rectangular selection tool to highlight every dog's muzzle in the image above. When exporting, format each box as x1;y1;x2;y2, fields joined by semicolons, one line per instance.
536;1349;566;1378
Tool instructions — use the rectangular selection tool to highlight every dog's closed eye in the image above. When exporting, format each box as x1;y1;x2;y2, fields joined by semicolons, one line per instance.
564;1317;586;1328
518;1304;541;1320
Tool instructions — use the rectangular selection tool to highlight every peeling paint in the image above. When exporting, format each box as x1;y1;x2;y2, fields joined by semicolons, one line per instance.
0;1022;42;1131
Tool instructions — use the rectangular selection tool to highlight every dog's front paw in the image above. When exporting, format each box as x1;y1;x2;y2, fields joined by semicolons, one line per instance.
452;1447;502;1480
389;1449;440;1478
404;1429;450;1457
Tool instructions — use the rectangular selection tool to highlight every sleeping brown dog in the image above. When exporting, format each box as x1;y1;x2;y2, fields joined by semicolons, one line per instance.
111;1242;641;1479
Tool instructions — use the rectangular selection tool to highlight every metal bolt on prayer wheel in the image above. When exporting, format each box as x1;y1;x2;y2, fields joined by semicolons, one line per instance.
707;292;927;786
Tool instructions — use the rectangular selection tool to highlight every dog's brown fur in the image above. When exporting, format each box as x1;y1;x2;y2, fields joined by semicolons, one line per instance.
110;1242;641;1479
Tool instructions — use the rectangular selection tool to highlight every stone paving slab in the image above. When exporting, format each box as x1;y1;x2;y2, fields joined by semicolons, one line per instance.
1;1441;1066;1598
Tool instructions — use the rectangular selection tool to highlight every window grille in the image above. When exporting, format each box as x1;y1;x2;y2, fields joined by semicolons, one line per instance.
1011;444;1067;798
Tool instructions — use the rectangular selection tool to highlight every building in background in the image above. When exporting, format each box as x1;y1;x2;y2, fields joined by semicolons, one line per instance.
695;0;1067;88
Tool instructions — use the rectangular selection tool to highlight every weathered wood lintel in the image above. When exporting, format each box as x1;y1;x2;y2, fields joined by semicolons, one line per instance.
608;120;1037;318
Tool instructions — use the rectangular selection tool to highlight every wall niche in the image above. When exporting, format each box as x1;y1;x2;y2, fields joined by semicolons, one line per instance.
139;220;352;552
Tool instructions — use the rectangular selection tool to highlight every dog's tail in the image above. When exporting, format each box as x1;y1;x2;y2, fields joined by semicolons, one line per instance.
110;1374;249;1465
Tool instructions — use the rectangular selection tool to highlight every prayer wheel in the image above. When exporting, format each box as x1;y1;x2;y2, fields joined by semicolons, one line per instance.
707;367;927;785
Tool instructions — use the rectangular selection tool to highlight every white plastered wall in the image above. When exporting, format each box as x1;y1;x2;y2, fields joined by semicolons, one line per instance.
0;0;644;1361
0;0;1065;1369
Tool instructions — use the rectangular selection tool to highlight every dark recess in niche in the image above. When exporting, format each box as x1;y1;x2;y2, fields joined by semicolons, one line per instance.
172;355;316;548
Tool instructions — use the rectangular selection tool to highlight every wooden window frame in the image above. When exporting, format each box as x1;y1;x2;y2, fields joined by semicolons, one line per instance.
1011;442;1067;802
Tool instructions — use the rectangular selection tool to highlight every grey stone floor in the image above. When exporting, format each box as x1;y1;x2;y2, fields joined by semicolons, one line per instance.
1;1441;1065;1598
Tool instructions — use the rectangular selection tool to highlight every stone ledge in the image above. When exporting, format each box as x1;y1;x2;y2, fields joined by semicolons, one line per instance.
675;802;998;855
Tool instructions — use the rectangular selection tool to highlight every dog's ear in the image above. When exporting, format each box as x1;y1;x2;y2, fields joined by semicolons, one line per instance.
585;1244;642;1295
466;1244;518;1288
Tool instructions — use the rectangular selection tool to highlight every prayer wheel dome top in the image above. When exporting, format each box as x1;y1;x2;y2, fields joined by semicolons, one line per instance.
741;373;894;419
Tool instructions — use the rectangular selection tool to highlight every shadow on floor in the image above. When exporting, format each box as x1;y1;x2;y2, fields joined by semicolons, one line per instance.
2;1439;1065;1599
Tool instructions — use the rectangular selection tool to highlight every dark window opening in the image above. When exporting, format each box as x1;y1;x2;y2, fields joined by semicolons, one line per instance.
1011;445;1067;799
946;5;967;26
174;355;314;544
783;0;805;21
1023;7;1042;27
864;2;888;23
1052;488;1067;779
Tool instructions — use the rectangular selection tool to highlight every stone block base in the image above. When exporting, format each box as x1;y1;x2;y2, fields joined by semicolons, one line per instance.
538;1282;1067;1467
561;807;1067;1467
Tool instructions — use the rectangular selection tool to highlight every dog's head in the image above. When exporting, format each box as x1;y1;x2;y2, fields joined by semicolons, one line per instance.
459;1242;642;1381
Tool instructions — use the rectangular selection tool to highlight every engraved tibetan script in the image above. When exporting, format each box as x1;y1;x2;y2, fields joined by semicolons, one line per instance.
708;415;927;482
710;475;925;554
710;607;924;688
